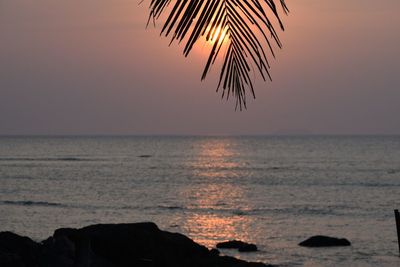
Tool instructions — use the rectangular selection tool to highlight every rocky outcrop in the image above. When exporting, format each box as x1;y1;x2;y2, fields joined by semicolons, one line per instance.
0;223;270;267
216;240;258;252
299;235;351;247
0;231;40;267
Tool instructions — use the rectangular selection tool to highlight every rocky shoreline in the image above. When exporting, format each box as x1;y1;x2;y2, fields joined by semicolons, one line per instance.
0;222;272;267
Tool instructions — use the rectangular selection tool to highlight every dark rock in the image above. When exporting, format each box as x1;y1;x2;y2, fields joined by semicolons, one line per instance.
1;223;269;267
238;244;258;252
0;231;40;267
213;256;271;267
217;240;248;249
40;235;76;267
70;222;210;266
0;251;25;267
299;235;351;247
217;240;258;252
209;248;220;256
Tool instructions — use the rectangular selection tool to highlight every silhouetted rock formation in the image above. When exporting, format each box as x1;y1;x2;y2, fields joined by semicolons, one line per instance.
299;235;351;247
0;232;40;267
0;222;271;267
216;240;258;252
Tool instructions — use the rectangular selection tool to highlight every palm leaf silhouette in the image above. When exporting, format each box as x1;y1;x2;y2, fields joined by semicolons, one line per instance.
147;0;288;110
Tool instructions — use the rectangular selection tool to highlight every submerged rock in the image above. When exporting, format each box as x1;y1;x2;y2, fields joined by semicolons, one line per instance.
0;223;269;267
299;235;351;247
216;240;258;252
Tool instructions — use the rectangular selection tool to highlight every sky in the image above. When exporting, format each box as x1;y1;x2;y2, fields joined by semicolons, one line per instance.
0;0;399;135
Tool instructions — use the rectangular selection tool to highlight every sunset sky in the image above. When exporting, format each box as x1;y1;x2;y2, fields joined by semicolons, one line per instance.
1;0;399;135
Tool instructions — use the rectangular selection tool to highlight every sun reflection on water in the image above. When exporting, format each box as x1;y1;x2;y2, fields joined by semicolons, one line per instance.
185;213;251;249
190;138;241;179
179;138;254;248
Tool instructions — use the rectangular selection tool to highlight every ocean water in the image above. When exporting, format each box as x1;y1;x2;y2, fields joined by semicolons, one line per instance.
0;136;400;266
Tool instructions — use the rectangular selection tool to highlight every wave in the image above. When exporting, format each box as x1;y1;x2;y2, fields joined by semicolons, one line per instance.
152;205;345;217
0;200;348;217
0;176;35;180
138;155;153;158
0;157;94;162
336;182;400;187
1;200;64;207
388;169;400;174
157;205;184;210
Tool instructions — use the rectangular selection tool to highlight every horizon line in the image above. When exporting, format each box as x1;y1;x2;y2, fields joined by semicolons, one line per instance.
0;133;399;138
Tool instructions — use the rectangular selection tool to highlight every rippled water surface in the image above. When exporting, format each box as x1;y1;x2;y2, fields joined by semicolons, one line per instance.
1;136;400;266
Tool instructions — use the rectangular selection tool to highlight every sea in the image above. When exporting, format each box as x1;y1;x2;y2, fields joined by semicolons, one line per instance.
0;136;399;266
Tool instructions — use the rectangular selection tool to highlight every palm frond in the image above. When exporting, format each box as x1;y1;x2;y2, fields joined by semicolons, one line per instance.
147;0;288;110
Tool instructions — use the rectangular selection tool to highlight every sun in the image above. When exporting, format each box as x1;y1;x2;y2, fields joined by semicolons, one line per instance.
194;24;228;57
208;25;228;44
